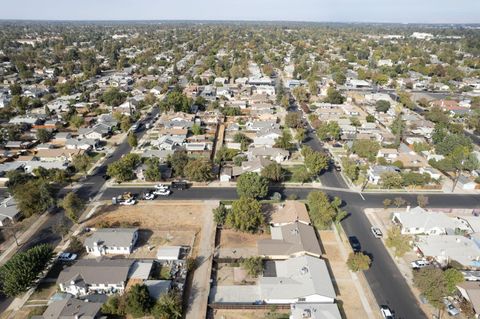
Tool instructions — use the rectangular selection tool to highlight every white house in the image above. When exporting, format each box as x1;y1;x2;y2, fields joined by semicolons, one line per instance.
84;228;138;256
367;165;400;185
248;147;289;163
57;258;133;296
414;235;480;267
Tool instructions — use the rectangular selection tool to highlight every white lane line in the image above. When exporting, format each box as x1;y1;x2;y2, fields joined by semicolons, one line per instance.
359;192;366;201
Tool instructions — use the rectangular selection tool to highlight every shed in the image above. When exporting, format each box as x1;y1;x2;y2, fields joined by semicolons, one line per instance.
156;246;182;261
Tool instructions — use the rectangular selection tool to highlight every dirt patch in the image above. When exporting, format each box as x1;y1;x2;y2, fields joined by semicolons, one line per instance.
213;309;290;319
219;229;270;248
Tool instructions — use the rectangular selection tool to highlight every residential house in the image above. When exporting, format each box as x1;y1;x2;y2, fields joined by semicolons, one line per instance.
248;147;289;163
84;228;138;256
377;148;399;162
0;197;21;227
392;206;471;235
258;222;322;259
457;282;480;317
253;128;282;148
35;149;85;162
246;120;279;132
78;123;111;139
367;165;401;184
33;294;103;319
220;158;273;182
65;138;98;151
57;258;133;296
269;201;311;226
414;235;480;267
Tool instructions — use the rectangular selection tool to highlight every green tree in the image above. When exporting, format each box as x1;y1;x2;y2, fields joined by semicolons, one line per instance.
144;157;162;182
375;100;391;113
302;146;329;175
417;194;429;208
13;180;55;217
413;268;447;309
444;268;464;294
107;153;141;182
184;159;213;182
102;87;127;107
191;124;203;135
226;196;264;233
351;139;380;162
274;130;293;150
292;165;312;183
213;203;228;225
125;284;152;317
233;133;252;151
324;87;345;104
9;83;22;96
307;191;337;229
72;154;90;176
0;244;54;297
295;128;306;143
261;162;284;182
128;132;138;148
347;252;372;272
36;129;52;143
241;257;263;277
151;291;182;319
236;172;269;199
101;294;126;316
285;112;302;128
61;192;85;223
168;150;189;177
120;116;132;132
342;158;359;182
380;172;403;189
69;115;84;129
385;227;411;257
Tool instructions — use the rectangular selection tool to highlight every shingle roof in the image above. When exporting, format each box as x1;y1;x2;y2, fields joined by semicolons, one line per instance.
84;228;138;249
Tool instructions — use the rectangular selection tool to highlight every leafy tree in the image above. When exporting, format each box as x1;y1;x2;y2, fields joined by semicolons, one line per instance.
125;284;152;317
107;153;141;182
101;87;127;107
413;268;447;309
127;132;138;148
5;171;34;192
333;72;346;85
295;128;306;143
241;257;263;277
302;146;328;175
191;124;203;135
307;191;337;229
0;244;54;297
274;130;293;150
101;294;126;316
9;83;22;96
213;203;228;225
144;157;162;182
237;172;269;199
397;91;414;109
226;196;264;233
233;133;252;151
380;172;403;189
120;116;132;132
168;150;189;177
444;268;464;294
151;291;182;319
285;112;302;128
261;163;284;182
347;252;371;272
375;100;391;113
342;158;359;182
351;139;380;162
215;147;239;164
383;198;392;208
69;115;84;129
417;194;429;208
184;159;213;182
72;154;90;176
385;227;411;257
324;87;345;104
435;134;472;155
292;165;312;183
160;91;190;113
61;192;85;223
366;114;375;123
13;180;55;217
393;197;406;207
36;129;52;143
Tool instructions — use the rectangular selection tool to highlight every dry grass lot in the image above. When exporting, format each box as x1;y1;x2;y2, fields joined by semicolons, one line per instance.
219;229;269;248
85;201;209;258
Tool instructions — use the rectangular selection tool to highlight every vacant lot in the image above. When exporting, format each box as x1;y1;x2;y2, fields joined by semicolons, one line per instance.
217;229;269;259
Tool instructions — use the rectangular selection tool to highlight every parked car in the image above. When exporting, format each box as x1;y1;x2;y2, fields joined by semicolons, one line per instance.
154;189;171;196
371;227;383;238
120;198;137;205
411;260;430;269
58;252;77;261
171;181;188;190
380;305;394;319
154;183;169;190
443;299;460;316
143;192;155;200
348;236;361;252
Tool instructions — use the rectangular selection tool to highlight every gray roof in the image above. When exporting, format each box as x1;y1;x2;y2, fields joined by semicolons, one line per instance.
290;303;342;319
84;228;138;249
145;280;172;300
260;255;336;300
249;147;289;158
258;222;322;257
0;197;20;222
370;165;400;176
394;206;463;234
40;294;102;319
65;138;97;147
57;258;133;286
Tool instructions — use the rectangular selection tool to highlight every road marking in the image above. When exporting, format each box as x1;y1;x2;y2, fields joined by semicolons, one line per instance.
359;192;366;201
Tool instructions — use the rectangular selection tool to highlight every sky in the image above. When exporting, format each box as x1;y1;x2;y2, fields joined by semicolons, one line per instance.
1;0;479;24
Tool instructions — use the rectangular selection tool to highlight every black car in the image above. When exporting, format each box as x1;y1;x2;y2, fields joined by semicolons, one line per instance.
348;236;361;252
171;181;188;190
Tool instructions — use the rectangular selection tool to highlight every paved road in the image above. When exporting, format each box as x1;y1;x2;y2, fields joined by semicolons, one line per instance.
102;185;480;319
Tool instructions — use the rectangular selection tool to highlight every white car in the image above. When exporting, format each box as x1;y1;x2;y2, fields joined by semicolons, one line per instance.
143;192;155;200
153;189;171;196
380;305;394;319
411;260;429;269
443;299;460;316
58;252;77;261
371;227;383;238
120;198;137;205
154;183;169;190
